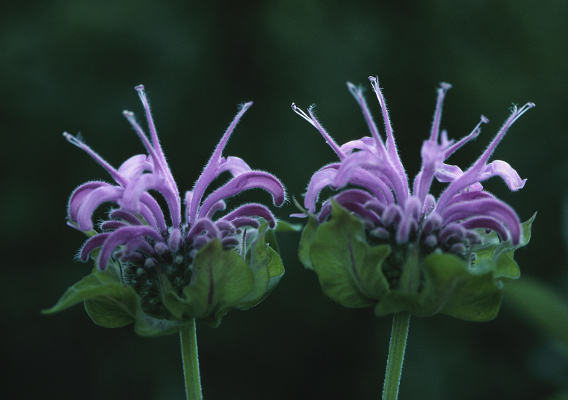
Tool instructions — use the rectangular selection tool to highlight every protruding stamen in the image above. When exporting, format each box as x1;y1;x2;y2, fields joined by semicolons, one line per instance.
444;115;489;159
430;83;452;142
63;132;127;187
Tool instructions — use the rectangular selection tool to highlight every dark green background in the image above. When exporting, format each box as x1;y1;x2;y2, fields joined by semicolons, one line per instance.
2;1;567;399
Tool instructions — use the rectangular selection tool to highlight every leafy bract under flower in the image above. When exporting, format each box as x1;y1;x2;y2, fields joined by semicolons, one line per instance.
294;77;534;321
44;86;287;334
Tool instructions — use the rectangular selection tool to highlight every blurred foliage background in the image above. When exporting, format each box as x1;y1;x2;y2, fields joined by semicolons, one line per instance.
2;1;568;399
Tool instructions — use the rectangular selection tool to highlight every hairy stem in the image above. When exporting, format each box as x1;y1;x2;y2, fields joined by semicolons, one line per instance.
382;312;411;400
180;319;203;400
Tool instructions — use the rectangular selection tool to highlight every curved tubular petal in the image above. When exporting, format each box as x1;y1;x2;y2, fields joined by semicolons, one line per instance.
217;156;252;177
214;220;236;235
68;181;112;222
339;136;376;155
459;216;509;241
123;173;181;229
435;164;465;183
442;190;496;210
138;192;167;233
76;185;124;231
221;203;277;228
100;220;127;231
333;188;377;205
413;139;447;202
97;226;163;270
333;151;407;205
109;209;143;225
304;164;340;212
123;237;154;257
349;169;394;205
226;216;260;229
480;160;526;191
198;170;286;220
187;218;221;242
79;233;111;261
318;197;380;224
441;198;520;244
188;102;253;225
117;154;154;180
204;200;227;219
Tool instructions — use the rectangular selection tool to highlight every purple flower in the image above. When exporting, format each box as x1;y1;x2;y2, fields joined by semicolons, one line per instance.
65;85;285;296
293;77;533;258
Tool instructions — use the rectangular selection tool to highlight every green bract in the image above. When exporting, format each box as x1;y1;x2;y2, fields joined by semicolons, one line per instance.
43;223;284;336
299;201;535;322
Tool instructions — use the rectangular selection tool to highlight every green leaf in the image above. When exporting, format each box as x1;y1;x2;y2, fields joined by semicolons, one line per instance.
43;267;190;337
309;200;390;308
165;239;255;328
274;219;303;232
374;252;502;321
298;214;319;270
42;266;125;315
237;224;285;309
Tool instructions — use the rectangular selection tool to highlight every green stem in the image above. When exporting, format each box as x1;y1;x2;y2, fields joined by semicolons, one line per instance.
180;319;203;400
382;312;411;400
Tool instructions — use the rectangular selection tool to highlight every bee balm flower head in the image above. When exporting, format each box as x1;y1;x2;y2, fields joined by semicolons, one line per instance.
294;77;534;321
45;86;287;334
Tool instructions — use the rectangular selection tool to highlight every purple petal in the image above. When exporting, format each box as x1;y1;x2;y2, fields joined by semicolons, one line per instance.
437;103;533;211
79;233;111;261
76;185;124;231
221;203;277;228
291;103;346;159
333;151;407;205
368;77;408;189
204;200;226;219
117;154;154;180
339;136;376;155
63;133;128;187
218;156;252;176
480;160;526;191
124;237;155;257
68;181;111;222
123;173;181;228
304;164;340;212
441;198;520;244
109;209;142;225
139;192;168;233
226;216;260;229
198;170;286;220
100;220;127;231
98;226;162;270
187;218;221;242
459;216;510;241
187;102;253;225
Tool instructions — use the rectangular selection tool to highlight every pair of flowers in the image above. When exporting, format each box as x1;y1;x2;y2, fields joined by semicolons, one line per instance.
46;77;534;333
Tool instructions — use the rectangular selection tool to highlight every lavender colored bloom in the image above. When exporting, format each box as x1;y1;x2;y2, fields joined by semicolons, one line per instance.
63;85;286;323
293;77;533;259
